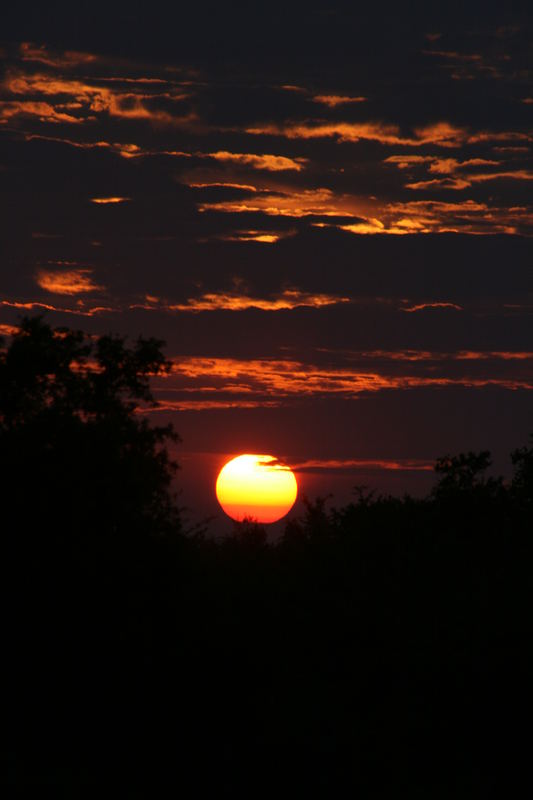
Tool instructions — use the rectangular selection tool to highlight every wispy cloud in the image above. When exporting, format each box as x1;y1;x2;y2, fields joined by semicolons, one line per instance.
204;151;307;171
0;323;19;337
1;299;113;316
162;355;533;407
312;94;367;107
401;302;463;312
292;458;434;473
0;100;85;124
19;42;99;68
36;268;104;295
2;71;195;126
247;119;532;148
90;196;131;204
162;289;350;312
198;187;360;218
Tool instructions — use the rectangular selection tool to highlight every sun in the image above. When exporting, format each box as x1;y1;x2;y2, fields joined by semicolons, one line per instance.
216;454;298;524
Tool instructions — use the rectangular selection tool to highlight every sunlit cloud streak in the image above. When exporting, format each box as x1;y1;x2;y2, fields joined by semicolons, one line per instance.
204;151;307;171
0;100;84;124
19;42;99;68
142;289;350;312
90;196;131;204
197;187;361;218
292;458;434;472
35;269;105;295
401;302;463;312
0;323;19;337
312;94;367;107
247;120;532;148
2;71;195;126
157;355;533;409
406;170;533;191
214;229;296;243
1;299;114;316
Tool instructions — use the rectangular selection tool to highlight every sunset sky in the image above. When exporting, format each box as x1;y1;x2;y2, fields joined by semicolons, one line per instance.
2;3;532;526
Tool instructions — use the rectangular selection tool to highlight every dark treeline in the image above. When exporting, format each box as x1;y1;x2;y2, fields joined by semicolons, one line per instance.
2;318;532;797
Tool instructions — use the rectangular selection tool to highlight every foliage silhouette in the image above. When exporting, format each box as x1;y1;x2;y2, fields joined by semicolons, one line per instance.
2;318;532;797
0;316;181;546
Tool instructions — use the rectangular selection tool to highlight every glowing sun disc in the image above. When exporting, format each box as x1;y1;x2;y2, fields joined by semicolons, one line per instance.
216;454;298;524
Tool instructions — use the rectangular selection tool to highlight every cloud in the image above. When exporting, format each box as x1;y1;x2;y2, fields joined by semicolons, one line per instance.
165;289;350;312
385;155;499;173
160;355;533;408
0;323;19;337
187;181;259;192
36;269;104;295
90;196;131;204
204;151;307;171
401;302;463;312
246;120;409;145
3;71;194;126
292;458;434;473
312;95;367;107
1;299;113;316
247;119;531;149
215;229;296;244
325;199;533;236
197;187;362;218
405;170;533;191
0;100;84;124
422;49;483;62
19;42;99;68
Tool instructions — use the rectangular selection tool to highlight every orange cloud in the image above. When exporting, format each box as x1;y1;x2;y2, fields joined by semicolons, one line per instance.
90;196;131;204
247;120;408;145
19;42;98;68
405;177;472;190
187;181;259;192
0;100;84;124
327;199;533;236
3;71;193;126
1;299;113;316
279;84;307;93
198;186;362;218
205;151;307;171
36;269;104;295
125;347;533;410
0;323;19;337
21;133;163;160
401;302;463;312
312;94;367;107
167;289;350;312
165;356;533;403
216;229;296;244
385;156;500;174
406;169;533;191
248;119;531;149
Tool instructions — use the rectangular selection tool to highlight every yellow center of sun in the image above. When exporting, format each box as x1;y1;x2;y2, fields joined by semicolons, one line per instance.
216;454;298;524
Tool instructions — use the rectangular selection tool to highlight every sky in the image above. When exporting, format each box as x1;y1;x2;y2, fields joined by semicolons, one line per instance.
1;2;532;528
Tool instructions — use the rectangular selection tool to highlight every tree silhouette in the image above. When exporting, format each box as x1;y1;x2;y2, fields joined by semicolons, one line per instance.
0;316;181;546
